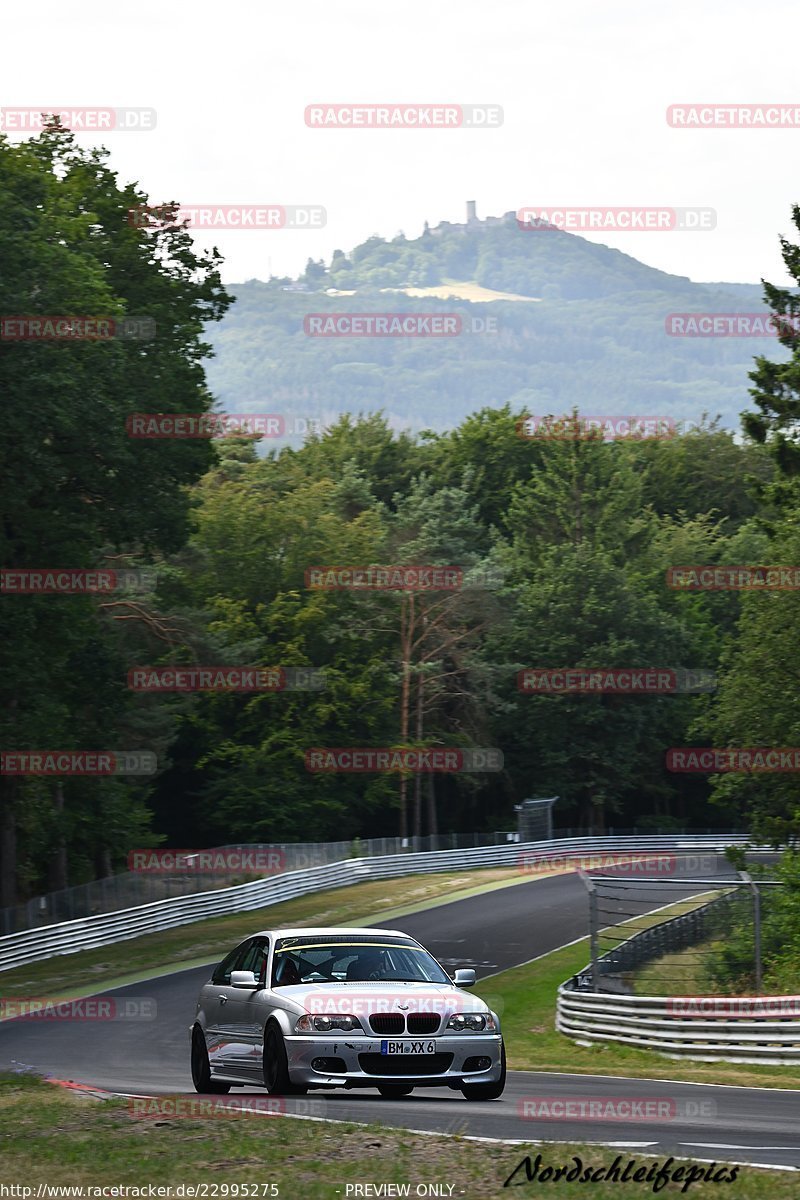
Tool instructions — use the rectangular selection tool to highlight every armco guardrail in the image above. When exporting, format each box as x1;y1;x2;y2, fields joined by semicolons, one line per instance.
558;871;791;1065
0;826;741;936
557;984;800;1065
0;833;756;973
1;830;522;935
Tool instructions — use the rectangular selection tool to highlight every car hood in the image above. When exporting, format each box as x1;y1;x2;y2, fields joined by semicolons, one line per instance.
274;980;489;1017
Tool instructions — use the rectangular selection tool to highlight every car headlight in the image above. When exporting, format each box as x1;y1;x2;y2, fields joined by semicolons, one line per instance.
294;1014;363;1033
446;1013;497;1032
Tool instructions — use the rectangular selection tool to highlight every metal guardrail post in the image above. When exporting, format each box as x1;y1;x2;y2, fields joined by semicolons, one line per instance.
739;870;762;994
578;871;599;992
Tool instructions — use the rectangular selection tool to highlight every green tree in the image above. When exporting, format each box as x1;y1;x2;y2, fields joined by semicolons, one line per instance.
156;446;400;842
384;474;505;836
424;405;544;531
701;521;800;844
302;258;327;288
622;418;772;525
493;543;692;832
0;124;230;903
745;204;800;486
494;432;701;831
700;206;800;842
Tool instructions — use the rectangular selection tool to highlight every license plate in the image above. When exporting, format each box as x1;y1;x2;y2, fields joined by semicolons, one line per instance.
380;1040;436;1055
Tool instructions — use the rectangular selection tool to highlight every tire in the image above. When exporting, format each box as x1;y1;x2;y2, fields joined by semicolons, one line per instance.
191;1026;231;1094
377;1085;414;1098
262;1024;307;1095
460;1041;506;1101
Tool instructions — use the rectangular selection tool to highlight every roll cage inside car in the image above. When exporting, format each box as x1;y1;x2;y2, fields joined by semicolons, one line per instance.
270;935;452;985
210;933;453;990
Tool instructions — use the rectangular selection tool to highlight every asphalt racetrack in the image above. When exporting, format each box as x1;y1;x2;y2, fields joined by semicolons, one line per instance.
2;855;798;1169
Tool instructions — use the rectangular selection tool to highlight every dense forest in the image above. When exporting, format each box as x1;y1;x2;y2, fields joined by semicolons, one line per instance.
206;210;779;436
3;128;800;908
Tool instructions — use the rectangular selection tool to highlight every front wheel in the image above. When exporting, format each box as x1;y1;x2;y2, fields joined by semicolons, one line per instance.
377;1085;414;1098
191;1027;230;1094
263;1024;307;1095
460;1041;506;1101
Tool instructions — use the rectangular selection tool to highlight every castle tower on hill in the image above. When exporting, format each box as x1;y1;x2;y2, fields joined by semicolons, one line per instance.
426;202;516;237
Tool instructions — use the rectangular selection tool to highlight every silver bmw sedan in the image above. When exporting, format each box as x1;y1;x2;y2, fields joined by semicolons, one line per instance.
191;926;506;1100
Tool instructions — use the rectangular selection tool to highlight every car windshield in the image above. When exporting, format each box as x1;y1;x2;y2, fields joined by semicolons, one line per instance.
271;937;451;985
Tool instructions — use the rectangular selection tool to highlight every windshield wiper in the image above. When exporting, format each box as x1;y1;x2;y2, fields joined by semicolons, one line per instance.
379;977;440;983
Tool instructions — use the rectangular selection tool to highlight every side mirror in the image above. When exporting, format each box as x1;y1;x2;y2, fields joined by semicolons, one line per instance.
230;970;259;989
454;968;476;987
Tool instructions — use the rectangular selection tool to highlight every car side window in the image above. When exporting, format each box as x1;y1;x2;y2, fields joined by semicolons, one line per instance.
240;939;269;982
212;940;252;985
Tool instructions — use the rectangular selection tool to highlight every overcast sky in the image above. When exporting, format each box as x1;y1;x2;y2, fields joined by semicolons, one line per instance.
5;0;800;287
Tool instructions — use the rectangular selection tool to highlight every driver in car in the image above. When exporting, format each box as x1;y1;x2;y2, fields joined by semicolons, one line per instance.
346;948;387;981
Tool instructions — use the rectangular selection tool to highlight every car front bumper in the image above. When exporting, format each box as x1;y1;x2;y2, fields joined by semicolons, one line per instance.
284;1033;503;1088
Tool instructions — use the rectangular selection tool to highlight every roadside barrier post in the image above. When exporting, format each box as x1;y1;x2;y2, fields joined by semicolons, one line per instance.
579;871;599;992
739;870;762;993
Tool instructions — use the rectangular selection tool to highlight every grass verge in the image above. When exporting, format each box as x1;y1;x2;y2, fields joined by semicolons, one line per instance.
0;1075;791;1198
631;938;724;997
474;936;800;1090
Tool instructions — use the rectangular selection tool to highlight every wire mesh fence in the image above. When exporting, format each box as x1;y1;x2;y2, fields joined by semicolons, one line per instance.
579;869;783;995
0;829;520;935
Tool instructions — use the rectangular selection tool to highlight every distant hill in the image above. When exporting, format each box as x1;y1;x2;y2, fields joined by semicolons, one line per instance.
205;205;781;438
